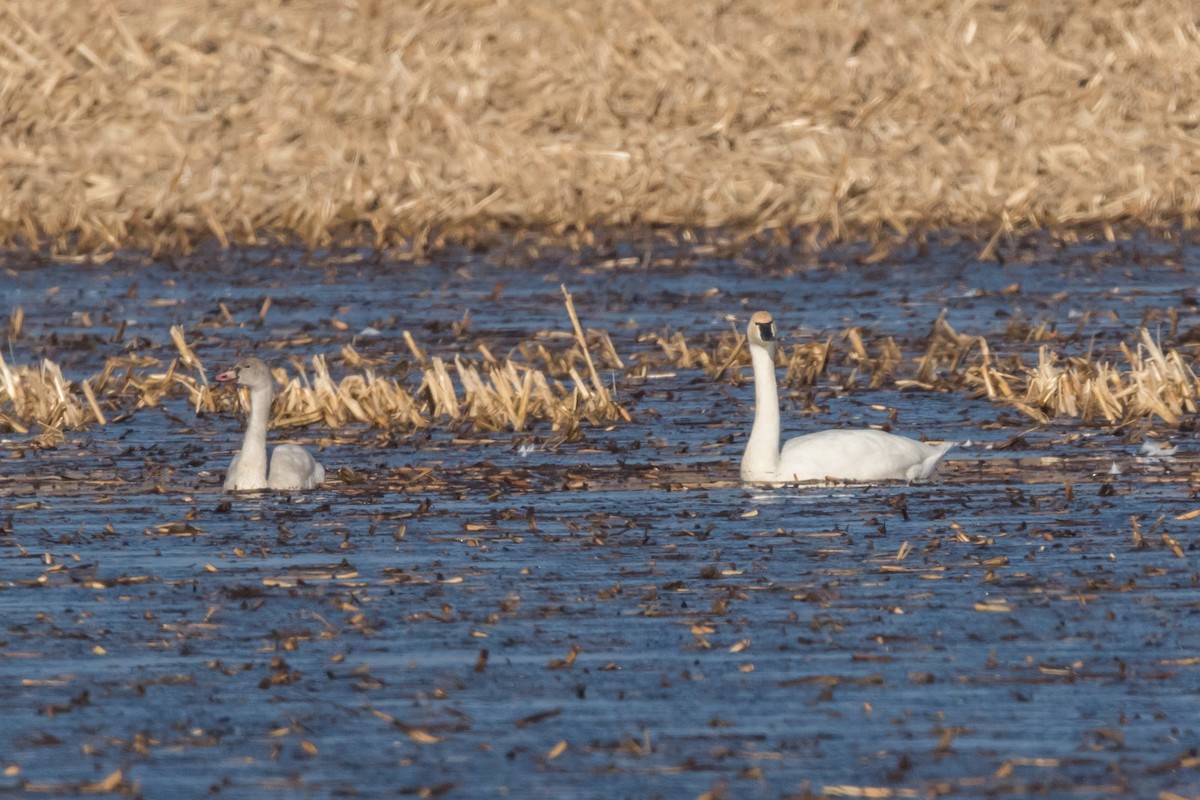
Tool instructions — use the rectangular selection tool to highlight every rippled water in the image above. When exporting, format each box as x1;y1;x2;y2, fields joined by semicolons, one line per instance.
1;234;1198;797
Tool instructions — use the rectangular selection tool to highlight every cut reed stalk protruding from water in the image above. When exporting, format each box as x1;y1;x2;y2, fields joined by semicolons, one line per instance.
7;307;23;339
560;285;630;424
561;286;604;395
169;324;216;414
81;379;106;426
403;331;427;365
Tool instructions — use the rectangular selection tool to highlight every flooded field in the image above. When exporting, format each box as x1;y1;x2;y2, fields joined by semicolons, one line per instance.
2;235;1199;798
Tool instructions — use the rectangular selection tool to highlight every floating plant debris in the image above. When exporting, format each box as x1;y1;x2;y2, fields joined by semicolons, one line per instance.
1;238;1198;798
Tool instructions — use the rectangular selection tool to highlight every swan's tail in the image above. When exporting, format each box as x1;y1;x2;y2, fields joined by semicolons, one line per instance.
908;442;954;481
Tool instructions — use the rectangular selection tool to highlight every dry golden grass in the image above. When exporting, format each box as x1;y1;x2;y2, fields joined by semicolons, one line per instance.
0;352;92;441
3;318;1199;439
643;318;1200;427
0;290;632;440
3;1;1200;253
1019;331;1200;424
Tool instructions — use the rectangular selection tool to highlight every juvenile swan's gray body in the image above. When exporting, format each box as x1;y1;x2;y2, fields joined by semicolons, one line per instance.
216;357;325;492
740;311;951;484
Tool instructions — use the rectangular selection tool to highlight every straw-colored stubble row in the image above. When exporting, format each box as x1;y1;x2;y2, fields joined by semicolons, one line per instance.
4;1;1200;252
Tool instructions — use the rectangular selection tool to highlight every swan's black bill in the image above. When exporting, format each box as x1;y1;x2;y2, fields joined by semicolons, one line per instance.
756;321;776;342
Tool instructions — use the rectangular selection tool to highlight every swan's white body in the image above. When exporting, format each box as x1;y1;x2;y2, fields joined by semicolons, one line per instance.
217;357;325;492
740;311;952;484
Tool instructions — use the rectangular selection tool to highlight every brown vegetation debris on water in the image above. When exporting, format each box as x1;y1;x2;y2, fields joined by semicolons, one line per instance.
3;1;1200;253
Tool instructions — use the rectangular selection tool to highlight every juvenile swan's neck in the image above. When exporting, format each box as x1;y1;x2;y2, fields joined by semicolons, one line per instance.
742;342;781;480
238;385;273;481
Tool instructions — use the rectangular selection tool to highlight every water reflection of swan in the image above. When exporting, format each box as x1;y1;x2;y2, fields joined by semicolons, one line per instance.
216;357;325;492
740;311;952;484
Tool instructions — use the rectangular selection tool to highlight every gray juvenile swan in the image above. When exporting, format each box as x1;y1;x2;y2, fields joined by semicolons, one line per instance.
216;357;325;492
741;311;952;484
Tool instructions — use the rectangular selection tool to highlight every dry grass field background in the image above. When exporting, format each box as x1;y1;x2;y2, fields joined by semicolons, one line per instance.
3;0;1200;253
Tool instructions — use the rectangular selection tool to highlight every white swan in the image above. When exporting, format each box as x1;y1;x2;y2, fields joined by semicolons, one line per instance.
216;357;326;492
740;311;952;484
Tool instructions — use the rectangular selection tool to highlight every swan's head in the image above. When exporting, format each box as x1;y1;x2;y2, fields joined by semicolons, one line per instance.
215;357;273;391
746;311;777;351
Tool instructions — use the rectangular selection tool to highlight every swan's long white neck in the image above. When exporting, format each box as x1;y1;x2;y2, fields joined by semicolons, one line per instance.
743;341;780;479
237;384;273;481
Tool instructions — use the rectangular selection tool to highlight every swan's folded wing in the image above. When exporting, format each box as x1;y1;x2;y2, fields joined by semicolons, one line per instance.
268;444;325;490
779;429;948;482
